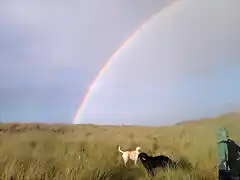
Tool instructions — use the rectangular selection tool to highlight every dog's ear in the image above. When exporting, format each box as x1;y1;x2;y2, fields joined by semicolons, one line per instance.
139;156;146;161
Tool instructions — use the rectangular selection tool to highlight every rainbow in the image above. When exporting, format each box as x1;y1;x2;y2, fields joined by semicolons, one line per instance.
73;0;179;124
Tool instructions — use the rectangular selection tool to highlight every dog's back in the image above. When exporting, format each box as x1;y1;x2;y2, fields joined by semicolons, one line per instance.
145;155;176;168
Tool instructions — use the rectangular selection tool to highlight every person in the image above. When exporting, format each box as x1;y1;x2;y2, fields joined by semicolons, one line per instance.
218;127;240;179
218;127;229;170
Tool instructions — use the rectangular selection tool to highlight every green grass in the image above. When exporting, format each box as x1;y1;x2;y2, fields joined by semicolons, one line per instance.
0;112;239;180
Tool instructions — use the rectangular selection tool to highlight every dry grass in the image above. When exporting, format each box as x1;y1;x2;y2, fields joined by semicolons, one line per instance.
0;113;239;180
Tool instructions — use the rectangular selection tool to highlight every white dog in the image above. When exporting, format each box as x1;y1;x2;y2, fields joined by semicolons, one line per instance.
118;146;141;166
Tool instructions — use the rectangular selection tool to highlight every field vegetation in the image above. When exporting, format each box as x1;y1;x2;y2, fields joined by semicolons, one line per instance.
0;112;239;180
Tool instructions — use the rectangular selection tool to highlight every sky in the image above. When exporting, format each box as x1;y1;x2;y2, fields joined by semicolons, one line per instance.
0;0;173;123
1;0;240;125
75;0;240;125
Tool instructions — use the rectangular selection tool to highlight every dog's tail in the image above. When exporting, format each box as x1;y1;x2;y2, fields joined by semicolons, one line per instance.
118;146;124;153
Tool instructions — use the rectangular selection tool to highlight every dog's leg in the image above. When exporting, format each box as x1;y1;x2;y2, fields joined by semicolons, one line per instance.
124;159;128;167
150;169;155;177
145;165;154;176
148;166;155;177
145;165;154;177
122;154;128;167
134;158;138;166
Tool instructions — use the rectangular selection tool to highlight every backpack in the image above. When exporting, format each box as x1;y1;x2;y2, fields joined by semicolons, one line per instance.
219;139;240;173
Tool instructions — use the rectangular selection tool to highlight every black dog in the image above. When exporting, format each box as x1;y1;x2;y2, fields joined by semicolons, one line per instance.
138;152;176;176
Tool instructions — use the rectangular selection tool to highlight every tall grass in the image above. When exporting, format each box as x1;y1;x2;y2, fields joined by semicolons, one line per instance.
0;113;239;180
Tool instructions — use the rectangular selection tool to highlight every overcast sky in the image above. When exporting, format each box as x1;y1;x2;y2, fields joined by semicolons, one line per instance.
1;0;240;125
75;0;240;125
0;0;173;123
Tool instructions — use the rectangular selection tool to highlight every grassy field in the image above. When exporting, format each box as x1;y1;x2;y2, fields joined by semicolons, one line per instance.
0;113;239;180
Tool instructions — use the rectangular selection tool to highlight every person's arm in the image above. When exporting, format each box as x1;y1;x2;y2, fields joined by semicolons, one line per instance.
225;144;228;161
224;144;229;170
218;142;228;170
